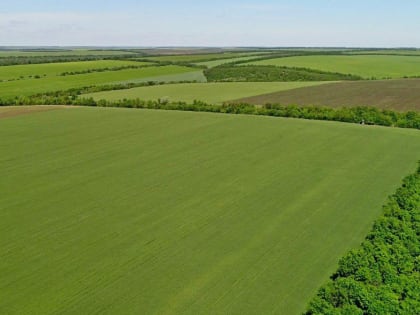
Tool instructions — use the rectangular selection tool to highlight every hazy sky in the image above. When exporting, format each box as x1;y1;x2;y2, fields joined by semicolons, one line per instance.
1;0;419;47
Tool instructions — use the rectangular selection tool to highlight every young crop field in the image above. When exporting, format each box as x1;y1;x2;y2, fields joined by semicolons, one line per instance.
195;55;268;68
84;82;328;104
247;55;420;79
1;107;419;315
234;79;420;111
0;65;197;98
112;70;208;84
0;60;151;81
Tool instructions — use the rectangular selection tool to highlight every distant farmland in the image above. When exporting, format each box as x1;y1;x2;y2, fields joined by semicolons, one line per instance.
143;51;266;63
85;82;329;104
1;107;419;314
234;79;420;111
195;55;269;68
0;65;196;98
247;55;420;79
0;60;150;81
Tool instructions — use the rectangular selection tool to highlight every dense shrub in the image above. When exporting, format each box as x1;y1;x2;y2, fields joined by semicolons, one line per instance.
1;93;418;130
204;65;363;82
58;64;157;76
305;166;420;314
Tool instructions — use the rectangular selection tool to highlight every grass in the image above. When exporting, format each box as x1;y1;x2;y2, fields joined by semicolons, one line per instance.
0;66;197;98
1;107;419;315
234;79;420;111
247;55;420;78
0;60;151;81
84;82;329;104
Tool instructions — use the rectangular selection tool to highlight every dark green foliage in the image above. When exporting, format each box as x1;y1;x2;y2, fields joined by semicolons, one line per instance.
225;51;348;66
1;92;418;130
204;65;363;82
305;167;420;315
132;58;207;69
58;64;157;76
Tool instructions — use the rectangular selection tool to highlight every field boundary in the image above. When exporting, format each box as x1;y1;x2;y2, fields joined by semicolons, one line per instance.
2;100;418;130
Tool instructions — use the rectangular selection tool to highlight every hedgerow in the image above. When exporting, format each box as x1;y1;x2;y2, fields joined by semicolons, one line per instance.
204;65;363;82
1;95;418;130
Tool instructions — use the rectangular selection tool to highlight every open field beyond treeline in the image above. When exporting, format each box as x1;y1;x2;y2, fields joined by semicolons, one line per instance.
1;107;419;314
142;51;267;63
0;60;152;82
247;55;420;79
234;79;420;112
84;82;330;104
0;65;197;98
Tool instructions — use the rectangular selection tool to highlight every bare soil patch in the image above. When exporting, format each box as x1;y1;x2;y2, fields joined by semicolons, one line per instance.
0;105;69;120
233;79;420;112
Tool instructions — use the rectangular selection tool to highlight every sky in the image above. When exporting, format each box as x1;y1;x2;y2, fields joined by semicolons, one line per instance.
1;0;419;47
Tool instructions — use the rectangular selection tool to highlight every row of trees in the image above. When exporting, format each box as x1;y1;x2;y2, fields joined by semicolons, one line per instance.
132;58;207;69
0;54;141;66
58;64;156;76
204;65;363;82
305;165;420;314
1;95;418;130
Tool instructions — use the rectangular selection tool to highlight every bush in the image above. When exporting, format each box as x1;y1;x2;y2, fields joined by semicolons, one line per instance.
1;93;419;131
204;65;363;82
305;166;420;314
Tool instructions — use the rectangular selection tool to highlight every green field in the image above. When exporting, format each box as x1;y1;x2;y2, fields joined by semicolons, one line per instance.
0;60;150;81
113;70;208;84
1;107;419;315
0;66;197;98
85;82;328;104
248;55;420;78
144;52;265;63
196;55;267;68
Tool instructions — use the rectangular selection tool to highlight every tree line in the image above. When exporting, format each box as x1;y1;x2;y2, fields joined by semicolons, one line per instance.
58;64;157;76
1;95;418;130
0;55;143;66
305;164;420;314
